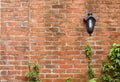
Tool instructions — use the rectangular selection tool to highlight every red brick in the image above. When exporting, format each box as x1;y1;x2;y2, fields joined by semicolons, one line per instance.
53;79;65;82
60;65;73;68
43;79;52;82
60;74;73;78
46;74;58;78
1;0;120;82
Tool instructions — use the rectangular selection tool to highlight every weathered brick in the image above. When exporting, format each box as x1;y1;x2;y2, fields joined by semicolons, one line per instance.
1;0;120;82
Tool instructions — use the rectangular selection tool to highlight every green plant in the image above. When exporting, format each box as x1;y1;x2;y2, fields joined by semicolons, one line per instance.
86;45;92;60
66;77;72;82
101;43;120;82
86;45;97;82
26;62;42;82
89;78;97;82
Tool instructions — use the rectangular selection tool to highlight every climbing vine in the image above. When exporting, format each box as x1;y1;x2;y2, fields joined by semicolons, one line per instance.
85;45;97;82
26;62;42;82
101;43;120;82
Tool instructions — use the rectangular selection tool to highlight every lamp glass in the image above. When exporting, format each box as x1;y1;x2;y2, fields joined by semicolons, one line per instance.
88;19;93;29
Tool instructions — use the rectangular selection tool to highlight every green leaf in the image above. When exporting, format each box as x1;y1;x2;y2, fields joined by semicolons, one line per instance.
89;78;97;82
66;77;72;82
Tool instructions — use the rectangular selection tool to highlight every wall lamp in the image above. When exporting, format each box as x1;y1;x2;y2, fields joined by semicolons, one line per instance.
84;12;96;36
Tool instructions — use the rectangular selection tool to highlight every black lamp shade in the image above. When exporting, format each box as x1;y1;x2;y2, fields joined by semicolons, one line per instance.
84;12;96;36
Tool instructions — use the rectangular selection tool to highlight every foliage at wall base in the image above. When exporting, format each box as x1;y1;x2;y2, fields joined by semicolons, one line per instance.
101;43;120;82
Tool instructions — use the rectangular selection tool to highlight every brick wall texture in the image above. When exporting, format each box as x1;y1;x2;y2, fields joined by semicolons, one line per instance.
0;0;120;82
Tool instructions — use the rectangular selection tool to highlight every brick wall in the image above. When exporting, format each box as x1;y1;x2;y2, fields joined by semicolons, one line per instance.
0;0;29;82
0;0;120;82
